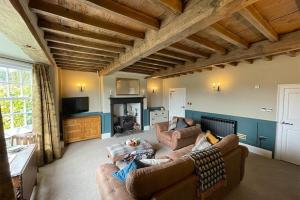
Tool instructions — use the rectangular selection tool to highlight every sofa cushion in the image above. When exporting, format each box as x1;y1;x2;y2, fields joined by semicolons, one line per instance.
205;130;220;145
175;118;189;129
168;117;178;131
126;157;194;200
214;134;239;155
192;136;212;151
96;164;135;200
166;145;194;160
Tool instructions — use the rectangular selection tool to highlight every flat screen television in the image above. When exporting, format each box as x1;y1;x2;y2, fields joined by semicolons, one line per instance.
62;97;89;115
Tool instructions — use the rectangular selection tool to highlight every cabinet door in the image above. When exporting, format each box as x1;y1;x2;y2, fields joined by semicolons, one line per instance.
84;116;101;139
64;118;83;143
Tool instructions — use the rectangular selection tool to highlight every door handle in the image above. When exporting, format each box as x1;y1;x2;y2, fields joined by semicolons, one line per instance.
181;106;185;109
281;121;293;125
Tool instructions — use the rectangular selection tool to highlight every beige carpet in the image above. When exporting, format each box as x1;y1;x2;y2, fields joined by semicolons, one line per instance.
35;130;300;200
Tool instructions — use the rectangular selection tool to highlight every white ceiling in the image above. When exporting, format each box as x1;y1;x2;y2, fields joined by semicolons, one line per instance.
0;32;32;62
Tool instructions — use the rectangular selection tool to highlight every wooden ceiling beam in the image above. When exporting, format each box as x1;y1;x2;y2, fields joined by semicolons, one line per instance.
239;5;278;42
55;60;105;68
187;35;227;54
170;43;210;58
126;66;156;72
214;64;225;68
228;62;239;66
150;30;300;77
85;0;160;30
156;49;197;62
154;0;183;15
29;0;144;39
50;49;114;62
121;69;152;75
147;54;185;65
286;50;298;57
54;57;109;66
245;59;254;64
44;33;125;53
58;65;100;72
263;56;272;61
135;62;168;70
48;41;118;58
131;64;162;70
53;55;107;64
209;23;249;49
139;59;175;67
101;0;259;75
39;20;132;47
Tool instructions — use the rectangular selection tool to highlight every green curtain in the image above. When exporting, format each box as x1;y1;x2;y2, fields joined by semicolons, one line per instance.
0;110;15;200
32;63;61;166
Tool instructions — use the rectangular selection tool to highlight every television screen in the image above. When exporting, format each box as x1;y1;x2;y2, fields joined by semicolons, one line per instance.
62;97;89;115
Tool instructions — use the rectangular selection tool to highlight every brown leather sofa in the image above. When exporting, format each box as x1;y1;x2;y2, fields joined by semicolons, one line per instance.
155;117;201;150
96;134;248;200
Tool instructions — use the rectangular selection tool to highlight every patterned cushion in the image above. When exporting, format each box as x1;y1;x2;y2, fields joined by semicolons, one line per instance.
175;118;189;129
192;136;212;151
206;130;220;145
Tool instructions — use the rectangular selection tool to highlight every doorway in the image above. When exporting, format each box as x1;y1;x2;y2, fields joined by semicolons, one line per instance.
276;84;300;165
169;88;186;120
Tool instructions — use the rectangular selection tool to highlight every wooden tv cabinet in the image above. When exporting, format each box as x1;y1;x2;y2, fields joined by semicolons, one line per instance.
63;114;101;143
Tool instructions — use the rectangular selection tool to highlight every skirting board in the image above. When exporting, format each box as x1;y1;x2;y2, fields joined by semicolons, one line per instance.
144;126;150;131
102;133;111;139
239;143;273;159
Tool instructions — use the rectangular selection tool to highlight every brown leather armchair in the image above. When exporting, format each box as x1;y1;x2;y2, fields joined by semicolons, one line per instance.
155;117;201;150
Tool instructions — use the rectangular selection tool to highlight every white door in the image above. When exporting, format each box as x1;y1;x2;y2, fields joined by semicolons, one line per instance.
169;88;186;120
276;85;300;165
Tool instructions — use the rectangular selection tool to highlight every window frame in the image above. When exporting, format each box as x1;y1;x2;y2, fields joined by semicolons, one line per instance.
0;59;32;134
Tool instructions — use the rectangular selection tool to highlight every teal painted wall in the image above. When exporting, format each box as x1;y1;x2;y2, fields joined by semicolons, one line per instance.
101;109;150;134
185;110;276;152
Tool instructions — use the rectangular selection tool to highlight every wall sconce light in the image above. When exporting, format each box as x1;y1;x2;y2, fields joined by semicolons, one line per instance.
152;87;157;94
77;83;86;92
213;82;221;92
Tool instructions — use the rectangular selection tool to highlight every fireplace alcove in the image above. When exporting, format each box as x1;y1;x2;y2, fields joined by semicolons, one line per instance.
110;97;144;137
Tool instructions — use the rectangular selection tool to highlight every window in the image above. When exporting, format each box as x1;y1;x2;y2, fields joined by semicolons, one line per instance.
0;66;32;135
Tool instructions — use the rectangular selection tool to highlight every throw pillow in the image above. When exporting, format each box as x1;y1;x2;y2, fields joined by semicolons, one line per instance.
192;136;212;151
112;159;146;182
175;118;189;129
205;130;220;145
168;117;178;131
140;158;171;166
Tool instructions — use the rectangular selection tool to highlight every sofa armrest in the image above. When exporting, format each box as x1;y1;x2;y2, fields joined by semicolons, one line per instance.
155;121;169;132
173;126;201;139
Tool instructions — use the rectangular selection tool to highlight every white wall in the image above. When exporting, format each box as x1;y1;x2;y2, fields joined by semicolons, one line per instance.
147;78;163;107
163;55;300;121
100;72;147;113
60;69;101;112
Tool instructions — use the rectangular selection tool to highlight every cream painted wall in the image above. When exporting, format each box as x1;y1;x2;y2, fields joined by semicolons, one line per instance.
147;78;163;107
163;55;300;121
100;72;147;113
60;69;101;112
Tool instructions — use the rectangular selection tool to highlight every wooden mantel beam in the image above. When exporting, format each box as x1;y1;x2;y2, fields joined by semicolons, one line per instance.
29;0;144;39
85;0;160;30
150;30;300;77
239;5;278;42
101;0;259;75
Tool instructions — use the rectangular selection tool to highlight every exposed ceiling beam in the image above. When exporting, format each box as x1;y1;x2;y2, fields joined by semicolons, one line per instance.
286;50;298;57
101;0;258;75
263;56;272;61
187;35;227;54
9;0;54;65
170;43;209;58
150;30;300;77
50;49;114;62
39;20;132;47
56;61;104;68
55;59;107;67
139;58;175;67
214;64;225;68
208;23;249;48
85;0;160;30
135;62;168;69
245;59;254;64
154;0;183;15
131;64;162;70
48;41;118;58
44;33;125;53
121;69;152;75
54;57;109;66
58;65;100;72
53;55;108;64
29;0;144;39
147;54;185;65
228;61;239;66
156;49;197;62
126;66;156;72
239;5;278;42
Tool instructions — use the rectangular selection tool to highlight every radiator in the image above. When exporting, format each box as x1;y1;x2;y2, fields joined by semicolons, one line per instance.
201;116;237;137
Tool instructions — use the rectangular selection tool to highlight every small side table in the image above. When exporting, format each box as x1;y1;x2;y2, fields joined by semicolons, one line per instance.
9;144;37;200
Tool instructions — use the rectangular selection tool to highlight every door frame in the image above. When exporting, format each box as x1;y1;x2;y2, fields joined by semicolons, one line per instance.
169;88;186;120
275;84;300;160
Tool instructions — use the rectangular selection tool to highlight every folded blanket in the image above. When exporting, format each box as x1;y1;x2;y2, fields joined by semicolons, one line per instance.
123;148;155;162
187;147;227;198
